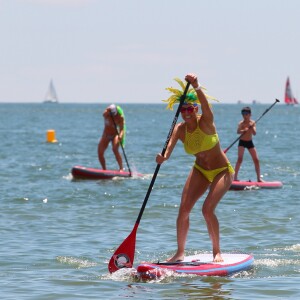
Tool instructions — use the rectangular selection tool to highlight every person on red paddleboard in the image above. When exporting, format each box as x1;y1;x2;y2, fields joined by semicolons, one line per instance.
156;73;234;263
98;104;126;171
233;106;264;182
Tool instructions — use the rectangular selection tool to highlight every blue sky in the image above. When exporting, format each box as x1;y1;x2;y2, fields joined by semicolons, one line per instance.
0;0;299;103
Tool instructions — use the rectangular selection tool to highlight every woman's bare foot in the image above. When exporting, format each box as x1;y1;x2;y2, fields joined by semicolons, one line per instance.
213;253;224;262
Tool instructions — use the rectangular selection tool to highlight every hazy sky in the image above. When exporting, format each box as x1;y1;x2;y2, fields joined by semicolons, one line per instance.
1;0;299;103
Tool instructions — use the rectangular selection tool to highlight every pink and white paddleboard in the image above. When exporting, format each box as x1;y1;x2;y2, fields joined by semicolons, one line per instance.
230;180;283;190
136;253;254;280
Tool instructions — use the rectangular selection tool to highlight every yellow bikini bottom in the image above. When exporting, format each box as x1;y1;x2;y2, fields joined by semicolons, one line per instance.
194;162;234;183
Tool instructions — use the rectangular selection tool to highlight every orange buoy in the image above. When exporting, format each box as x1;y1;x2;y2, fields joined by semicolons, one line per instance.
46;129;58;143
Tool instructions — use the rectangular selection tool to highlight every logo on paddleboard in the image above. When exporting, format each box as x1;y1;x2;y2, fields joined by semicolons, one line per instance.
114;253;132;268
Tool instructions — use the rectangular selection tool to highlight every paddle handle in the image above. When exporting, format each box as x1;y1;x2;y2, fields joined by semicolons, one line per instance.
224;99;280;153
135;82;191;224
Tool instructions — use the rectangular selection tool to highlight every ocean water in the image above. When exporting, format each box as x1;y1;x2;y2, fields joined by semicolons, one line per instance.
0;103;299;299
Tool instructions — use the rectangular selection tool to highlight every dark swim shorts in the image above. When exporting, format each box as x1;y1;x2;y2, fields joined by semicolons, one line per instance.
238;139;255;149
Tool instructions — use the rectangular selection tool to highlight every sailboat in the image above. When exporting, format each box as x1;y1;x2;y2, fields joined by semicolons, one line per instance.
44;79;59;103
285;77;298;105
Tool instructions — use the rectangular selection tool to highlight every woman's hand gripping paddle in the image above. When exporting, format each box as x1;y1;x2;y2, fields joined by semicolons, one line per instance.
108;81;191;273
223;99;280;153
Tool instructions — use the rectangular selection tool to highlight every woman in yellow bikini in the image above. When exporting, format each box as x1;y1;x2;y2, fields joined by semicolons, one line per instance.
156;73;234;262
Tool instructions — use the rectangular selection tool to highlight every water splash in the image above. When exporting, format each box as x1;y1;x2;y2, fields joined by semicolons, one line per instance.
56;256;98;269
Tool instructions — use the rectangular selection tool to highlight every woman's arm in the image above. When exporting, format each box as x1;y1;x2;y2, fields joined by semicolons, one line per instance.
156;123;180;164
116;116;125;140
185;73;214;125
103;109;109;118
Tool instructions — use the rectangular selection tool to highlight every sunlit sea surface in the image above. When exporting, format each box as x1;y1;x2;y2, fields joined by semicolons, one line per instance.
1;103;299;299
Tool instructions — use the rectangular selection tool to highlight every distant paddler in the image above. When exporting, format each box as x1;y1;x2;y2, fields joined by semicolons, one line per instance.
98;104;126;171
233;106;264;182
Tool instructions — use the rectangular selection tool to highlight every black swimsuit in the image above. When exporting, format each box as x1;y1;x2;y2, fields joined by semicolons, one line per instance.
238;139;255;149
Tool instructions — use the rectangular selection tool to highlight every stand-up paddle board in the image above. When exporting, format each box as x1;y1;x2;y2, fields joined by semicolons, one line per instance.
136;253;254;280
230;180;283;191
71;165;143;180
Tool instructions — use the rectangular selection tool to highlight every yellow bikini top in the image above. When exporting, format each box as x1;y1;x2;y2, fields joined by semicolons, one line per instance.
184;122;219;155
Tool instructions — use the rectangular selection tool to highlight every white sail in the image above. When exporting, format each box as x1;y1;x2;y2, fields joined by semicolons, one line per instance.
44;79;59;103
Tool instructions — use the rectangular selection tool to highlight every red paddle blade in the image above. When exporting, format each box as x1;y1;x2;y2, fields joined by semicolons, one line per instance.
108;223;138;273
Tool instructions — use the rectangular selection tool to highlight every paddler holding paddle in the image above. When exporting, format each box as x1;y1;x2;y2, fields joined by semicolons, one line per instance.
98;104;126;171
233;106;264;182
156;73;234;263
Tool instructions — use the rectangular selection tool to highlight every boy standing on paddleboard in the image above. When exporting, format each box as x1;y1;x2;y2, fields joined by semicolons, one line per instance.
233;106;264;182
98;104;126;171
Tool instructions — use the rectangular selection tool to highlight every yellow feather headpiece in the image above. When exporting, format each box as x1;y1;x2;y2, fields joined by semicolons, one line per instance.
163;78;218;110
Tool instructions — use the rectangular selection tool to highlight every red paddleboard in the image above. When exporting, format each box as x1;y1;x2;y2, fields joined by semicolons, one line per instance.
136;253;254;280
71;165;143;180
230;180;283;191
